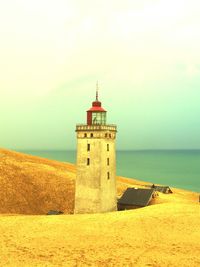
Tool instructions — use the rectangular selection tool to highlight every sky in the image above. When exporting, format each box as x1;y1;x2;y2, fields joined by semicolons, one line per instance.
0;0;200;150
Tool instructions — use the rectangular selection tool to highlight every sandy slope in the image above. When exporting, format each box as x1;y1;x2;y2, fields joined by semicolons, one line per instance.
0;148;76;214
0;203;199;267
0;149;200;266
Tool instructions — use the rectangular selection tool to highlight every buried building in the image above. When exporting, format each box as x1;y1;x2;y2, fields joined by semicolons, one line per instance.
151;184;173;194
74;83;117;214
118;188;156;210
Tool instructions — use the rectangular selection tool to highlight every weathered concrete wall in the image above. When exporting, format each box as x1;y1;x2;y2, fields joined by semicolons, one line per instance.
99;138;117;212
74;126;117;214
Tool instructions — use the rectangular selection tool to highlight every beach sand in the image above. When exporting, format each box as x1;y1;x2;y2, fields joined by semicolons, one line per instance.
0;148;199;266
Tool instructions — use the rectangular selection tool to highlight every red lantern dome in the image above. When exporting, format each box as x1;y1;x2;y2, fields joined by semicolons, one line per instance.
87;83;107;125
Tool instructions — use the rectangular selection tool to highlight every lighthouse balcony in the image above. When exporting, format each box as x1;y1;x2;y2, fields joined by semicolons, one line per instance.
76;124;117;132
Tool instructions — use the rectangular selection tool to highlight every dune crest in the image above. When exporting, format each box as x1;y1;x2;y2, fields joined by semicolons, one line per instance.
0;149;200;266
0;148;198;215
0;149;76;214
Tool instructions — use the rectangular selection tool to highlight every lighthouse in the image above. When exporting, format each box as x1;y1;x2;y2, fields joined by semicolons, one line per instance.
74;83;117;213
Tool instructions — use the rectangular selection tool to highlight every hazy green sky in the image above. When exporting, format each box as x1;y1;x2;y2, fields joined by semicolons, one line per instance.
1;0;200;150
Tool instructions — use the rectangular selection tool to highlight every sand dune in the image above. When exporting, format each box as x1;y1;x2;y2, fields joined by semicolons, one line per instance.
0;148;199;266
0;148;75;214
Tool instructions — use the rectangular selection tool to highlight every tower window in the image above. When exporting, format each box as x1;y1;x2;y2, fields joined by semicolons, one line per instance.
87;144;90;151
90;133;94;138
105;133;108;138
87;158;90;165
107;172;110;180
107;158;110;166
84;133;87;138
107;144;109;151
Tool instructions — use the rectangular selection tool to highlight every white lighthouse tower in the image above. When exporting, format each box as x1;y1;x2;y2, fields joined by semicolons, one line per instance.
74;84;117;213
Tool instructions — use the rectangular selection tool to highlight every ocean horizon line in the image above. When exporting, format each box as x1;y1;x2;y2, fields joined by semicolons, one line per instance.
18;148;200;152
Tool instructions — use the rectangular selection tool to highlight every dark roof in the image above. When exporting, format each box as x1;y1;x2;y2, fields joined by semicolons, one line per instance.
118;188;155;207
152;185;172;193
47;210;63;215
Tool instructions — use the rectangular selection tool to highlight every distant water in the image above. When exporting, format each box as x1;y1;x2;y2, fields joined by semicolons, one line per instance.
21;150;200;193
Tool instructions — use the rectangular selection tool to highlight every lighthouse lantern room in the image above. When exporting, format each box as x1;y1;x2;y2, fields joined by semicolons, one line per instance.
87;84;107;125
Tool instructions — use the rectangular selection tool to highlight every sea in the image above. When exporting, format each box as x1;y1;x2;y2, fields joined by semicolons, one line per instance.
21;150;200;193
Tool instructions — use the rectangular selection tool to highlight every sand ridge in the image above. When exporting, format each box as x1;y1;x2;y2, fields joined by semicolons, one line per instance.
0;148;75;214
0;148;199;266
